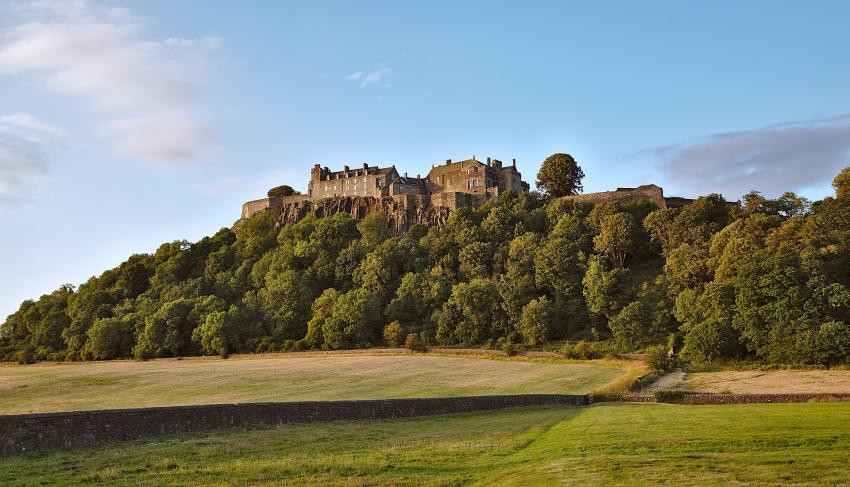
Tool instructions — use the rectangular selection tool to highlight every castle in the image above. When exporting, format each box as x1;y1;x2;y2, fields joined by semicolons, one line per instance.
306;157;528;201
239;157;709;233
241;157;530;225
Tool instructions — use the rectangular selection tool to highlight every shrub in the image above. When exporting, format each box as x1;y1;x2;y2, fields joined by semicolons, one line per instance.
644;344;671;372
15;348;36;365
562;340;595;360
383;321;404;347
405;333;429;352
654;390;687;403
501;339;518;357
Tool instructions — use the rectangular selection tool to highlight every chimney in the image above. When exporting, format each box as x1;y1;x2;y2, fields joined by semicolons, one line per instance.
445;159;451;165
486;157;491;166
417;174;420;179
404;172;408;178
512;158;516;167
343;165;349;172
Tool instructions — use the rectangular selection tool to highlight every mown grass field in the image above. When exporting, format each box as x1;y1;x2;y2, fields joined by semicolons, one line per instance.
3;402;850;485
0;352;627;413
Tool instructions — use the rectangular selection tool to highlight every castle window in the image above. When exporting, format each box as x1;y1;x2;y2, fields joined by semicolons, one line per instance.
468;179;478;189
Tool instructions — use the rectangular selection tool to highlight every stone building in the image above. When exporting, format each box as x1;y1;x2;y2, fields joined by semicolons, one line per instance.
307;163;400;199
305;156;528;200
240;156;530;229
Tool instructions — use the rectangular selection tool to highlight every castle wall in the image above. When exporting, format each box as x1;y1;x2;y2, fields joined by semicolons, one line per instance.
559;185;667;209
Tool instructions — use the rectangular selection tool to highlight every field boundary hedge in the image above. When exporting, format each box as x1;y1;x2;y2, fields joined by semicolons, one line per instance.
0;394;588;456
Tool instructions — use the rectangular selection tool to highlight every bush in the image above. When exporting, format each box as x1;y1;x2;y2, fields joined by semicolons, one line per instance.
15;348;36;365
405;333;429;352
562;340;596;360
654;390;687;403
383;321;404;347
644;345;671;372
501;339;519;357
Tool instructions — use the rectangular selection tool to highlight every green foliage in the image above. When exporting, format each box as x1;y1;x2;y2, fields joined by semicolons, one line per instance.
833;166;850;199
593;212;636;267
436;279;503;346
517;296;555;346
561;340;596;360
383;321;403;347
653;390;686;403
3;166;850;367
644;345;671;372
267;185;298;197
536;153;585;197
86;317;134;360
404;332;429;352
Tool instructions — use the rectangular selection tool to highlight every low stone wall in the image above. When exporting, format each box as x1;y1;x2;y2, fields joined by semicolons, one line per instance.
0;394;587;456
616;392;850;404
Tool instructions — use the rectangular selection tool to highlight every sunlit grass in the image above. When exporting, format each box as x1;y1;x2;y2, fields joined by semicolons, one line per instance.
4;402;850;485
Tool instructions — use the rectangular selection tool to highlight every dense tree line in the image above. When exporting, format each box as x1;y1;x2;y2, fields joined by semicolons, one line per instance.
3;165;849;366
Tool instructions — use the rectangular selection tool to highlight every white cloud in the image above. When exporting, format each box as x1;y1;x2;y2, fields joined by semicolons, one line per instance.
347;67;391;88
0;0;220;162
648;114;850;198
0;112;65;207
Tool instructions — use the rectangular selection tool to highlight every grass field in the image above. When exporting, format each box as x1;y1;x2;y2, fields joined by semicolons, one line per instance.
3;402;850;485
647;369;850;393
0;352;627;414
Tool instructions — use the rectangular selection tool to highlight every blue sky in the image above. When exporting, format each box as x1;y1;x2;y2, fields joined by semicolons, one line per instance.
1;0;850;319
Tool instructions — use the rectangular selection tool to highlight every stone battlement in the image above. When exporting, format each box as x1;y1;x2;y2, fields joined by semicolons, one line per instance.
559;184;698;209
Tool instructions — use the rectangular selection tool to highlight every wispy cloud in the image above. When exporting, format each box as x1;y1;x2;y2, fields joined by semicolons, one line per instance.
0;113;65;207
0;0;220;163
347;67;391;88
646;114;850;198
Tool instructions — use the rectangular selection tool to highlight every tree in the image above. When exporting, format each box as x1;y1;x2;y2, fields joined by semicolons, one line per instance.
593;212;636;267
582;255;631;321
536;153;585;197
518;296;555;346
608;301;649;347
267;185;298;198
192;308;239;357
86;317;133;360
357;212;393;248
436;279;503;346
833;166;850;200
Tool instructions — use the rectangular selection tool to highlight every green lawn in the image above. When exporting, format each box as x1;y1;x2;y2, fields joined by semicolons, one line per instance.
4;402;850;485
0;353;625;413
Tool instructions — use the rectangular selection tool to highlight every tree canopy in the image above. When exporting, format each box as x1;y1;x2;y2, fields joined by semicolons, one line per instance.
536;153;585;197
3;165;850;368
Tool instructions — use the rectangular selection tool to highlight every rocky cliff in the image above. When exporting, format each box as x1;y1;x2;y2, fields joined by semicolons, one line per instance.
273;196;454;233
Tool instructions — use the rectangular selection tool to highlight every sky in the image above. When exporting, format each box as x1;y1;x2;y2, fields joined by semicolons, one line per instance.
1;0;850;320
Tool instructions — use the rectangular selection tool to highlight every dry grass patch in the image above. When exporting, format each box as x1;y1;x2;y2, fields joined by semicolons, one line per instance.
0;352;627;414
647;369;850;394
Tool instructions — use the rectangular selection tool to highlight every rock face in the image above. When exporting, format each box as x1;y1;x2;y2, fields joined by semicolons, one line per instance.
275;196;454;233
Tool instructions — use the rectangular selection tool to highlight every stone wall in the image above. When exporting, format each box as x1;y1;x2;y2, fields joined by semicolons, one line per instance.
0;394;588;455
559;184;668;209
